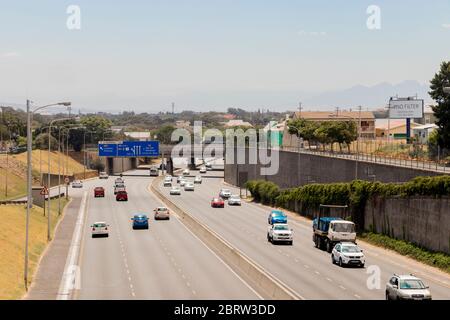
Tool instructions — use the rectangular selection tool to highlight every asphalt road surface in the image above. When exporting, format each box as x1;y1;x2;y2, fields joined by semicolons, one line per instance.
158;169;450;300
67;171;260;299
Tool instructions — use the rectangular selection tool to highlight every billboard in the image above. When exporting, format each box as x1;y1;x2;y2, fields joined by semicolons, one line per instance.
389;99;424;119
98;141;159;157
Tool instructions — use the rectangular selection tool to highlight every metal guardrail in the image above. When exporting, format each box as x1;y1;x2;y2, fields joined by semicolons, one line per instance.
0;192;65;206
281;146;449;174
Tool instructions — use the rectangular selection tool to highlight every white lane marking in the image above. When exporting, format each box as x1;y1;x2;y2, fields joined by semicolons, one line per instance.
170;209;264;300
57;191;88;300
354;294;361;299
339;285;346;290
304;265;310;269
326;278;333;282
315;271;320;275
151;182;265;300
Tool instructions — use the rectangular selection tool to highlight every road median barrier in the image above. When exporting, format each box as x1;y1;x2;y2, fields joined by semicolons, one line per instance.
150;176;303;300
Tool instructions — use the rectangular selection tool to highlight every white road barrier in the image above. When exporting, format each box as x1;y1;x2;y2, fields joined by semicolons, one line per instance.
56;191;88;300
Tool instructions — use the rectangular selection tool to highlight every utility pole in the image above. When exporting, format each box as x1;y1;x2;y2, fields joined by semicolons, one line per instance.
355;105;362;180
25;99;32;291
172;102;175;115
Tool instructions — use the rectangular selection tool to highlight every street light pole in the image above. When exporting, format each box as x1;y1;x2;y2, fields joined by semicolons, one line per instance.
24;100;71;291
24;99;32;291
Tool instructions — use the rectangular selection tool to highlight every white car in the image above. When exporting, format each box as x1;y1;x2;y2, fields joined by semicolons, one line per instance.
170;187;181;195
267;223;293;245
91;222;109;238
228;195;241;206
182;169;190;176
184;182;195;191
163;180;172;187
154;207;170;220
331;242;365;268
72;180;83;188
177;176;184;183
205;163;212;171
179;179;187;187
194;176;202;184
99;172;109;179
115;177;124;184
386;274;432;300
219;188;232;199
199;166;207;173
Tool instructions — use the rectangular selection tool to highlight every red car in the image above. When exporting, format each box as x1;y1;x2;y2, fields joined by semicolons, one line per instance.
211;197;224;208
94;187;105;198
116;191;128;201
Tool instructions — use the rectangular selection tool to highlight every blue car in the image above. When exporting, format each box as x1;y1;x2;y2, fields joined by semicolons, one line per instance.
131;214;149;229
268;210;287;225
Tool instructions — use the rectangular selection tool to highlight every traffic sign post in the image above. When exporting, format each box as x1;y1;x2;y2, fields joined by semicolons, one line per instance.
40;187;49;216
65;177;69;199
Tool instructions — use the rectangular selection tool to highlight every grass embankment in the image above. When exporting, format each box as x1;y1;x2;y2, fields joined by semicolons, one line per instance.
0;198;69;299
0;150;94;201
0;167;27;201
360;232;450;274
12;150;87;176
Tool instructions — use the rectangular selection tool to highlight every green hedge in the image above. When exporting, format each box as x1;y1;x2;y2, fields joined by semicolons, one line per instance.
360;232;450;273
246;176;450;216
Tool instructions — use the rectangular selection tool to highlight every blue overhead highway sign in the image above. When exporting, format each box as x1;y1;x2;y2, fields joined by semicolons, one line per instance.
98;141;159;157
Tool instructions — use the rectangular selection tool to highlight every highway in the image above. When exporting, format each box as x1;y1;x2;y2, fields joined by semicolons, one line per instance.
157;169;450;300
66;171;260;299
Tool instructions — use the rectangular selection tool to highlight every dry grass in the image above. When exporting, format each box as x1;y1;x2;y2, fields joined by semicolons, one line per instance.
11;150;87;176
0;167;27;201
0;198;68;300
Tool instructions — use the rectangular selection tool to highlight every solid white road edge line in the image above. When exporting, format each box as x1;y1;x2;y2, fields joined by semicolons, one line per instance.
56;191;88;300
148;181;264;300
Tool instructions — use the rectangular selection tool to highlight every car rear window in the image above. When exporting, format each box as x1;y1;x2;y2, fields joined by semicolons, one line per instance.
94;223;106;227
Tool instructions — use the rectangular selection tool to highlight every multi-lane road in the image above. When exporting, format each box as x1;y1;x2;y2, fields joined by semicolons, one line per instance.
62;168;450;300
68;171;260;299
157;169;450;300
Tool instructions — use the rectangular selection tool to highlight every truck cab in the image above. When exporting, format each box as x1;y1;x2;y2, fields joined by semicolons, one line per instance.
312;205;356;252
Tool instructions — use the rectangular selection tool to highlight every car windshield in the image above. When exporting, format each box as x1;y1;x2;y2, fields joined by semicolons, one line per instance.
94;223;106;227
341;246;361;253
400;280;426;290
157;208;168;212
221;189;230;193
135;216;147;220
333;223;355;233
272;212;285;217
274;225;289;230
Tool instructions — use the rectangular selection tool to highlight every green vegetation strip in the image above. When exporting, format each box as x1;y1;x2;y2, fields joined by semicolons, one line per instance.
360;232;450;274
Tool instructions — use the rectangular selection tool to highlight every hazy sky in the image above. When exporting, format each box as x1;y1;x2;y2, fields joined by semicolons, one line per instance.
0;0;449;112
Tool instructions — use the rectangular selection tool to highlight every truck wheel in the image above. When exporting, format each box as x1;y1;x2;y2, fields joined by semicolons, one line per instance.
326;241;332;253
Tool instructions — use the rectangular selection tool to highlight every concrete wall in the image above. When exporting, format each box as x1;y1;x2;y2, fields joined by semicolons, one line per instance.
102;157;137;175
365;196;450;254
224;147;445;189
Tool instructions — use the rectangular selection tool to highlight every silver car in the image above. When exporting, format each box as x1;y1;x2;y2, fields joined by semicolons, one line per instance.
228;195;241;205
91;222;109;238
386;275;432;300
170;187;181;195
194;176;202;184
154;207;170;220
184;182;195;191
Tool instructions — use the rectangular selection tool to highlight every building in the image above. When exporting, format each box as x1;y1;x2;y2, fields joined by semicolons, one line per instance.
223;119;253;128
123;131;152;141
412;124;438;144
263;119;287;148
375;119;421;139
175;120;191;129
282;110;375;149
416;105;437;125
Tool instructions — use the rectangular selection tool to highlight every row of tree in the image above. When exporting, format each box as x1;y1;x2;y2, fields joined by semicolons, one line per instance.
288;118;358;152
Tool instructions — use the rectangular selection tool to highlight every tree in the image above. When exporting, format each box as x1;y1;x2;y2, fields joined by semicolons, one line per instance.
34;133;59;150
153;125;176;144
91;158;105;172
429;61;450;149
288;118;320;148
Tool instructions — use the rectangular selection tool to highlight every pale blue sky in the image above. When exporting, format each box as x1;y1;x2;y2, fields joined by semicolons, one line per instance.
0;1;449;112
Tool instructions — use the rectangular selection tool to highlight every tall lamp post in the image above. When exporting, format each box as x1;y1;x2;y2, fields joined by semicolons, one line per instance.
46;117;76;241
24;100;71;291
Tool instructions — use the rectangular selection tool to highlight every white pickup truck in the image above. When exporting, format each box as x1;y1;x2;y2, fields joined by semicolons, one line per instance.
267;223;293;245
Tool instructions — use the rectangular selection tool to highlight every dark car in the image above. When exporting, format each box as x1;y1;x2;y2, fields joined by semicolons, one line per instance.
211;197;225;208
94;187;105;197
116;191;128;201
131;214;149;229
